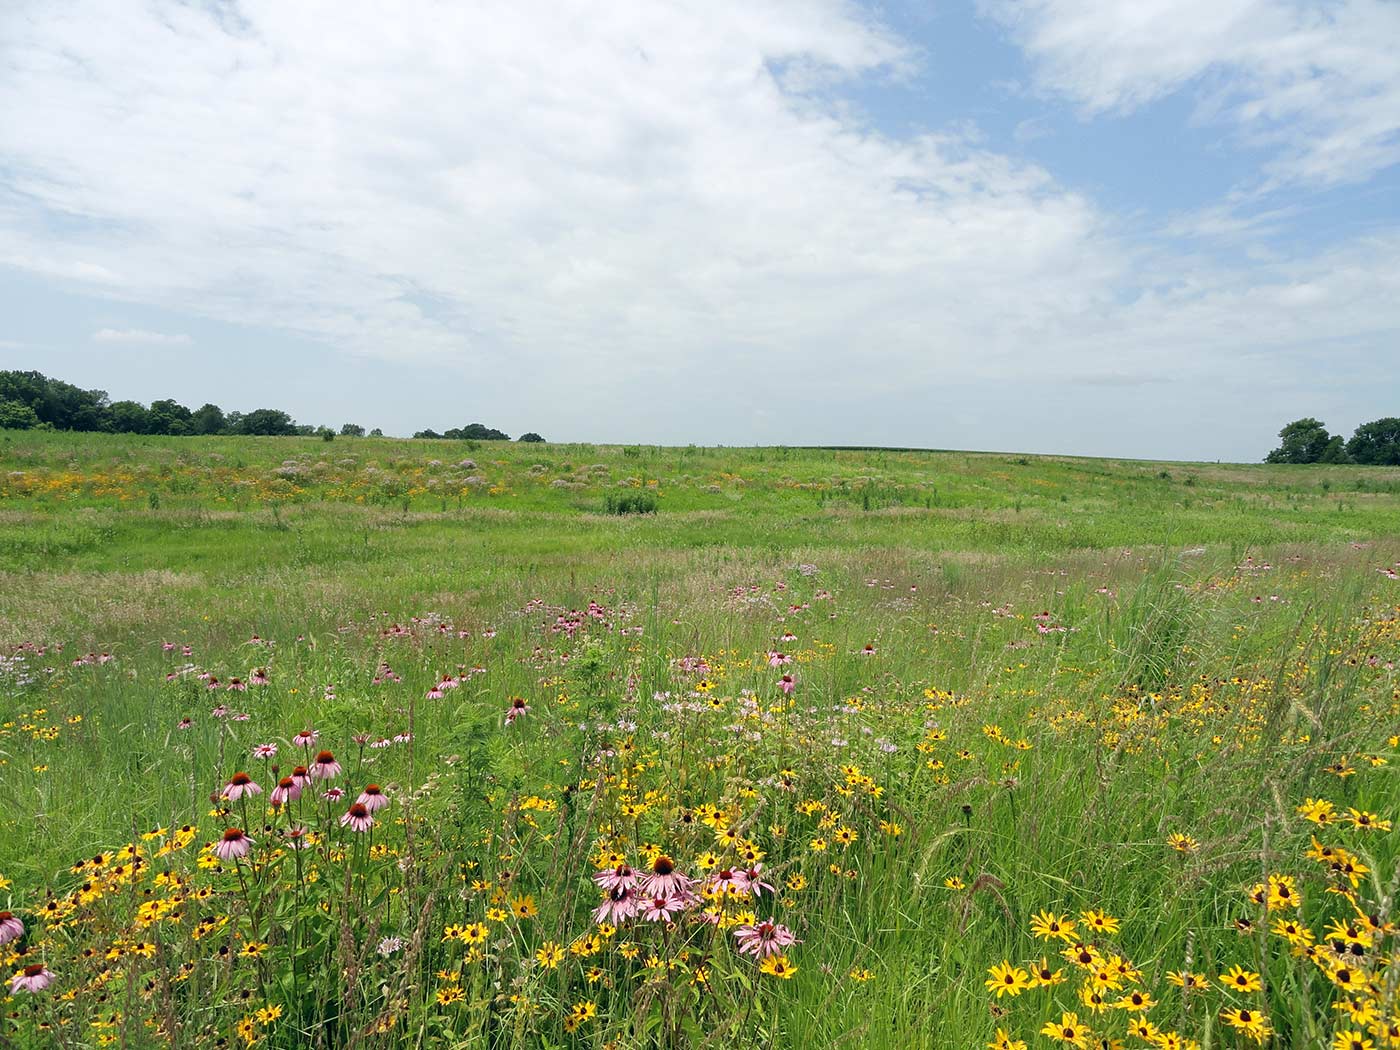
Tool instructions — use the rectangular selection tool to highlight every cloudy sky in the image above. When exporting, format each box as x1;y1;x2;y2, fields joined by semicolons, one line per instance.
2;0;1397;460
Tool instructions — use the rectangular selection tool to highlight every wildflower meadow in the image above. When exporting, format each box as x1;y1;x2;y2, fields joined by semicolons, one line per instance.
2;431;1400;1049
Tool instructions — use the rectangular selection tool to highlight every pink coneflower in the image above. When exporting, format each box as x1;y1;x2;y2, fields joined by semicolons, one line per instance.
340;802;374;833
709;868;747;896
284;826;313;849
356;784;389;813
210;704;228;718
10;963;53;994
742;864;775;896
292;729;318;749
592;885;640;924
504;696;530;724
767;652;791;667
222;772;261;801
310;750;341;779
290;764;311;788
860;643;876;655
249;667;269;686
206;676;221;690
641;855;693;899
733;919;798;958
177;717;193;730
593;863;639;892
181;644;193;656
369;738;391;750
162;641;176;651
638;894;686;923
226;677;246;692
322;787;345;802
214;828;252;861
781;631;796;642
270;776;302;806
778;674;796;695
252;742;278;759
0;911;23;945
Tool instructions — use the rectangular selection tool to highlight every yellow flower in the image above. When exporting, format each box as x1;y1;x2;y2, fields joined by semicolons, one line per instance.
988;1029;1027;1050
1219;965;1262;993
1039;1011;1091;1047
435;985;464;1006
985;961;1031;998
1081;909;1120;935
1030;911;1078;942
509;895;537;919
535;942;564;969
758;954;797;979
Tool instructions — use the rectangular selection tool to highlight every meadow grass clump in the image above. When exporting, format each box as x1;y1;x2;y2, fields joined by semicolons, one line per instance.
1;433;1399;1047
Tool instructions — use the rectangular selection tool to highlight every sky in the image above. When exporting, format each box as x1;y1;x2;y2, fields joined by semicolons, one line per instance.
1;0;1398;461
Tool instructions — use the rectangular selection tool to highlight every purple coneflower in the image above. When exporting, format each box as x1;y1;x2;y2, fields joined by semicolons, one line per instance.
223;772;261;801
340;802;374;833
641;855;693;899
292;729;318;748
290;764;311;788
10;963;53;994
742;864;775;896
638;894;686;923
270;776;302;806
733;918;798;957
284;826;313;849
767;652;791;667
357;784;390;813
249;667;269;686
504;696;530;724
311;750;341;780
214;828;252;861
252;742;278;759
592;885;640;924
176;717;193;729
226;677;246;692
0;911;24;945
778;674;796;695
323;787;345;802
593;863;639;892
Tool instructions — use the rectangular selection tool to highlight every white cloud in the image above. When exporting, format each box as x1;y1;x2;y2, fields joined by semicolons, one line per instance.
0;0;1395;456
984;0;1400;188
92;328;192;346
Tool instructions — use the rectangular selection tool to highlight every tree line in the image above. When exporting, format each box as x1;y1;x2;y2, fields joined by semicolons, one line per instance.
0;370;540;442
1266;417;1400;465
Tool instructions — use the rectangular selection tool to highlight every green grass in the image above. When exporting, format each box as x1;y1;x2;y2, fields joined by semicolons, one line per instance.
0;431;1397;1048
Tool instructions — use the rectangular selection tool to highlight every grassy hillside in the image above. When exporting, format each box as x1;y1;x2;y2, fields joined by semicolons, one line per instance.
1;431;1398;1048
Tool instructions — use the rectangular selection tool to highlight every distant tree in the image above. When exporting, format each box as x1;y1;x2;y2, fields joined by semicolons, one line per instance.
440;423;509;441
518;431;545;443
413;428;443;439
190;403;227;435
1317;435;1350;464
369;427;384;437
0;399;41;430
107;400;151;434
339;423;365;437
237;409;298;436
1346;417;1400;465
147;399;193;435
1265;418;1333;463
0;370;109;430
316;426;335;442
224;410;244;434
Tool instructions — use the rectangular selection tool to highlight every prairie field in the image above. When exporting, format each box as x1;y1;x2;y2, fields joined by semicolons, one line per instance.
2;430;1400;1050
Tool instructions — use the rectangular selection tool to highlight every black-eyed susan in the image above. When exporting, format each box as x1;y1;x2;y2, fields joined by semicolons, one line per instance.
985;961;1031;998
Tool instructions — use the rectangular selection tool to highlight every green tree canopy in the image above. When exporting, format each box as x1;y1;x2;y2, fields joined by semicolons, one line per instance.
1346;418;1400;465
1265;418;1334;463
